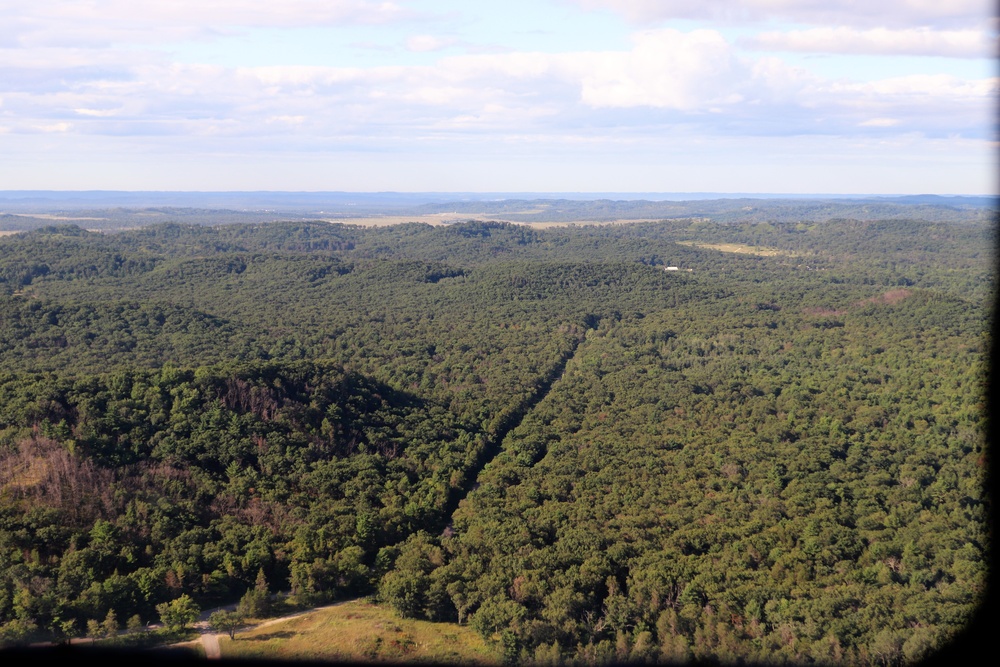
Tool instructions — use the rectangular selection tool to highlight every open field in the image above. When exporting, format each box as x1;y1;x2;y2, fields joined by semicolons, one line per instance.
7;213;109;221
325;214;660;228
219;600;500;664
522;218;666;229
675;240;798;256
323;213;481;226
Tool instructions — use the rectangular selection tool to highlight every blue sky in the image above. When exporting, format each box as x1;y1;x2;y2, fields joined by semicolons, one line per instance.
0;0;995;193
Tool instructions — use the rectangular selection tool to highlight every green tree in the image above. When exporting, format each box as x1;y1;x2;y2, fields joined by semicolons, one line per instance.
101;608;119;639
237;588;269;619
126;614;144;634
229;569;271;621
155;595;199;631
208;610;244;640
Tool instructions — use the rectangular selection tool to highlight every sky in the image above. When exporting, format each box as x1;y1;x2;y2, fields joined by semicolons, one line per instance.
0;1;995;194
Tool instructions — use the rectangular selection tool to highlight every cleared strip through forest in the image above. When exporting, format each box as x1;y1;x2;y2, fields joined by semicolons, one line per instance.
441;322;597;523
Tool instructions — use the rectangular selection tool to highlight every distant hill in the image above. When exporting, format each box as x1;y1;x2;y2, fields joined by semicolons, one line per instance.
410;197;994;224
0;192;993;231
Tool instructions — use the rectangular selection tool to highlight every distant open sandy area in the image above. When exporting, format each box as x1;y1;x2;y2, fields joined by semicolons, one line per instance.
324;214;476;227
675;240;797;256
324;215;656;229
8;213;108;221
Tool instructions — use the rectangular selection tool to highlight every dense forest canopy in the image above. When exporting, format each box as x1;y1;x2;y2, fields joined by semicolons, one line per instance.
0;214;992;664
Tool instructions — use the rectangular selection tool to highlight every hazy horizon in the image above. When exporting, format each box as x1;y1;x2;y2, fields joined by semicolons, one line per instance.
1;190;993;198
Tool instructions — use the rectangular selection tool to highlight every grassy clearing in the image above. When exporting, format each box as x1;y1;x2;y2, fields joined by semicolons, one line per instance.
220;599;500;664
676;240;796;256
323;214;475;226
158;642;205;658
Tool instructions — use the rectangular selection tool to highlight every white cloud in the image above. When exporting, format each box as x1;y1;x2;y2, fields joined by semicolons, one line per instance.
35;122;72;133
569;0;992;29
0;44;161;68
860;118;900;127
405;35;458;52
74;108;119;117
26;0;410;27
829;73;995;98
266;115;306;124
805;74;996;137
577;29;749;109
1;23;993;156
0;4;992;192
2;1;415;47
744;27;994;58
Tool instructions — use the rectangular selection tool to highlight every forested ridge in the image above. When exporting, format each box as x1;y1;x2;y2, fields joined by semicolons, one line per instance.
0;216;991;664
1;195;992;231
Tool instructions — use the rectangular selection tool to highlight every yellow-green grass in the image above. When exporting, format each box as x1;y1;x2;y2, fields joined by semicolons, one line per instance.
220;599;500;664
162;642;205;658
676;240;796;256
